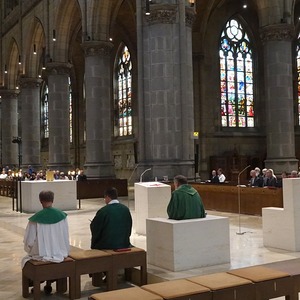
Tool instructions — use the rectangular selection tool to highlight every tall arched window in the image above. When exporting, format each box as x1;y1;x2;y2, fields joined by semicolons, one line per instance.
41;83;49;139
296;33;300;125
220;19;254;128
114;45;132;137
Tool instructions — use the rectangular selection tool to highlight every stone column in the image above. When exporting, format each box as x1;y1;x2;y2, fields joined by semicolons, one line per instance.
19;77;42;170
136;1;196;180
46;62;72;171
0;89;19;167
260;24;298;173
82;41;115;178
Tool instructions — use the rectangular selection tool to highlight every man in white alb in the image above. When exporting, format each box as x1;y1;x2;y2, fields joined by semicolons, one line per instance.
22;190;70;294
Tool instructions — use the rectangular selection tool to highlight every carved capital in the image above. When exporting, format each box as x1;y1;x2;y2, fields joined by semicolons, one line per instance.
260;24;295;43
44;62;73;76
0;88;19;99
185;8;196;28
18;77;42;89
145;4;177;25
82;41;114;57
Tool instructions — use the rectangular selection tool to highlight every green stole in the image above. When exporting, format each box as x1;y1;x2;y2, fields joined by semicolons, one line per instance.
29;207;67;224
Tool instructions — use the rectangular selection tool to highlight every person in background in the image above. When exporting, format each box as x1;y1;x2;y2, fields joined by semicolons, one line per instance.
210;170;220;183
217;168;226;183
277;171;287;188
167;175;206;220
249;169;263;187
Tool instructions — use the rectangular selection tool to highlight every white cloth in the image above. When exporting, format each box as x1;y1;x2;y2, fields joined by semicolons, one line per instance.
22;218;70;268
218;174;226;183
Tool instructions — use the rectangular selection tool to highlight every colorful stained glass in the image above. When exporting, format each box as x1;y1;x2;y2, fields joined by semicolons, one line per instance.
69;76;73;143
219;18;254;128
114;45;133;136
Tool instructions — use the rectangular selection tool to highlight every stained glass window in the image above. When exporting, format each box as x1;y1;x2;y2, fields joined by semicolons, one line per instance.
219;19;254;128
296;33;300;125
68;76;73;143
114;45;132;137
41;83;49;139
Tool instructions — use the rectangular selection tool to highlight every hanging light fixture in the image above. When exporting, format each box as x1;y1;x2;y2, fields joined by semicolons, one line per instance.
33;44;37;54
4;64;7;74
18;55;21;65
145;0;150;15
52;29;56;41
189;0;195;7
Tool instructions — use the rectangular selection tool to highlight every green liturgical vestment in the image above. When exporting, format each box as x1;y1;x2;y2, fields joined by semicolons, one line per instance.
29;207;67;224
90;203;132;250
167;184;206;220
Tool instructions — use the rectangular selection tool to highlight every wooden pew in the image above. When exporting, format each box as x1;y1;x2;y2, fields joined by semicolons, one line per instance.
76;179;128;209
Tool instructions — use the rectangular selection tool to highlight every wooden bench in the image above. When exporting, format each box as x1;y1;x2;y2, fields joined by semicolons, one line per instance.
89;286;163;300
103;247;147;289
264;258;300;300
187;272;255;300
227;265;294;300
69;249;113;299
22;257;76;300
141;279;211;300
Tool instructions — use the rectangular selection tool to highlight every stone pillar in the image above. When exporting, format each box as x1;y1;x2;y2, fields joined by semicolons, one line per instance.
19;77;42;170
0;89;19;167
82;41;115;178
136;1;196;180
260;24;298;173
46;62;72;171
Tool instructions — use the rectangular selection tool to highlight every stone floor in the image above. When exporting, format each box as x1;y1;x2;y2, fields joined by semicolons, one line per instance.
0;190;299;299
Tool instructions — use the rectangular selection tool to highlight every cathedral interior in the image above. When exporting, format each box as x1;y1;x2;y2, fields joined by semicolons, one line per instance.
1;0;300;182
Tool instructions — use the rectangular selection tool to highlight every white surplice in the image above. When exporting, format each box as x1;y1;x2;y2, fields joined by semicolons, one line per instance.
22;218;70;268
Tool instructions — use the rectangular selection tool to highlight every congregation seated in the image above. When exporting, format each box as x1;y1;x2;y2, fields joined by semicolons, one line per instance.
249;169;263;187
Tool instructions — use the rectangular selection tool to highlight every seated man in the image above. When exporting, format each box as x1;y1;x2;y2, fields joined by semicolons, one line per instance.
90;187;132;250
22;190;70;293
167;175;206;220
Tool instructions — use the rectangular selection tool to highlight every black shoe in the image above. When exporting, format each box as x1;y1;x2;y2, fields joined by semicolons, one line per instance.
44;285;52;295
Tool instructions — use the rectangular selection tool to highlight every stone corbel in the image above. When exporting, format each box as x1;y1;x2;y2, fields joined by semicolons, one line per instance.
260;24;295;43
81;41;114;57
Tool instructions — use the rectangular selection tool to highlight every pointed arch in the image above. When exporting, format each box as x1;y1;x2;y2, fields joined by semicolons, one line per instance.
114;43;133;137
54;0;82;61
6;38;21;89
219;18;255;128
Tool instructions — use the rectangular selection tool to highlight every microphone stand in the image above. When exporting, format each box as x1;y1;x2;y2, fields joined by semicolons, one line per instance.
236;165;251;235
140;168;152;182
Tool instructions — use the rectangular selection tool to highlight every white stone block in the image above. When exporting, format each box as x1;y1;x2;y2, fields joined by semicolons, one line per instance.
134;182;171;235
20;180;77;213
146;216;230;272
262;178;300;251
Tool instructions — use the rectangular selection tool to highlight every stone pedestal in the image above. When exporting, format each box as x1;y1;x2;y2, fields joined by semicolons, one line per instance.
263;178;300;251
146;216;230;271
134;182;171;235
20;180;77;213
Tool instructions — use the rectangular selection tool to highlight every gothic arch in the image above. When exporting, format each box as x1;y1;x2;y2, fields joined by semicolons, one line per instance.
5;38;20;89
54;0;82;62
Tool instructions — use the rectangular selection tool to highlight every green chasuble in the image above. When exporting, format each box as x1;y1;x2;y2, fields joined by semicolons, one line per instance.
29;207;67;224
167;184;206;220
90;203;132;250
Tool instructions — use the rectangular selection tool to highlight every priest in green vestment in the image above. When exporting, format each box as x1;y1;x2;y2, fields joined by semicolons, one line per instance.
90;187;132;250
167;175;206;220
